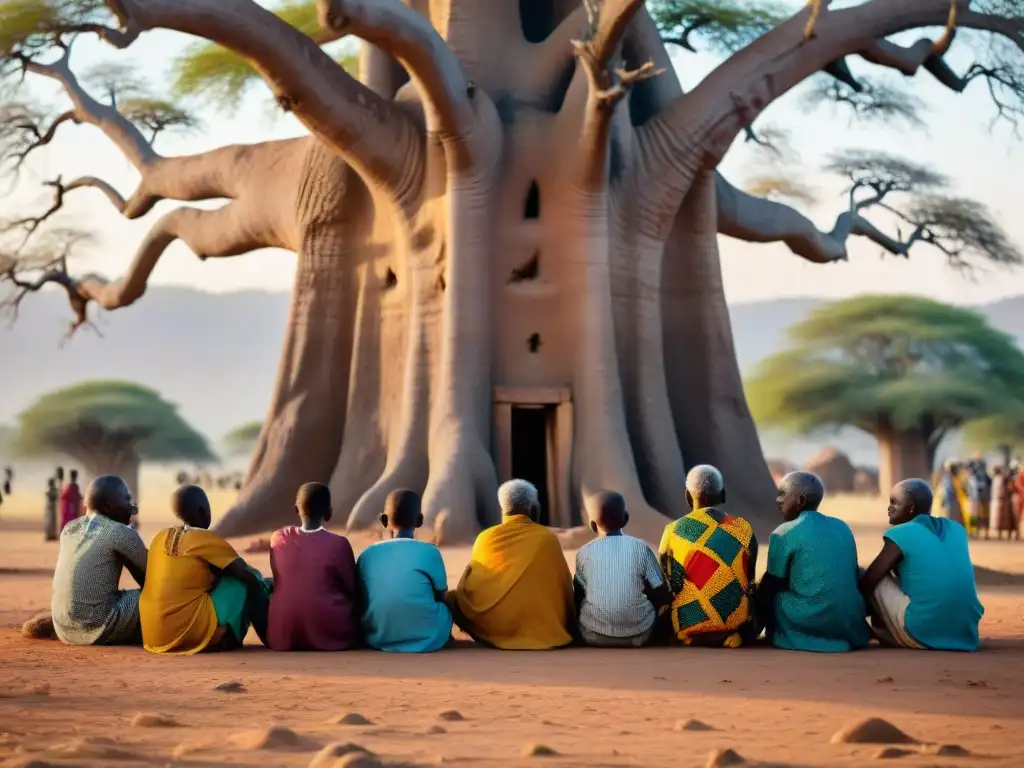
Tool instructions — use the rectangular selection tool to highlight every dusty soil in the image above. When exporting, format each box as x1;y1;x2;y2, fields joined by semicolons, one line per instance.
1;501;1023;768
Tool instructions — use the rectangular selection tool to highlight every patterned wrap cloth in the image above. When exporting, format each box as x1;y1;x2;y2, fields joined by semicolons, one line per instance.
658;508;755;648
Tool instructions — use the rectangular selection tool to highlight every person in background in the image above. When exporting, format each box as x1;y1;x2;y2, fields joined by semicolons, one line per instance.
269;482;359;651
357;489;452;653
938;461;964;526
756;472;869;652
574;490;670;647
3;466;11;496
44;477;59;541
59;469;83;533
990;465;1017;540
860;479;983;651
450;480;574;650
50;475;147;646
659;465;758;648
967;460;991;539
140;485;270;654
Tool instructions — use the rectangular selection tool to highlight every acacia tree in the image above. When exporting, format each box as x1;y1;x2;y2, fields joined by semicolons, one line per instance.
2;0;1024;540
14;380;215;496
222;420;264;457
747;296;1024;493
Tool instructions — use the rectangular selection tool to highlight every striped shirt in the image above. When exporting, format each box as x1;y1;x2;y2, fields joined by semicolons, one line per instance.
51;513;148;646
574;534;664;638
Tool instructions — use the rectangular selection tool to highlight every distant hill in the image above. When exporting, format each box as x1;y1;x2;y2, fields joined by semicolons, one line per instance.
3;287;1023;467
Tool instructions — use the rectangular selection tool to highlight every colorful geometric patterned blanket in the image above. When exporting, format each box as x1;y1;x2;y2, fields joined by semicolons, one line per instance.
658;508;755;648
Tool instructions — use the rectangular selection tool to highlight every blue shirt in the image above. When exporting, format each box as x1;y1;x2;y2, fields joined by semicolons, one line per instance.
766;510;869;653
884;516;984;651
356;539;452;653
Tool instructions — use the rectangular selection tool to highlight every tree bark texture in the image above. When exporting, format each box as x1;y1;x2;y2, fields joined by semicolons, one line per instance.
46;0;981;541
877;427;932;499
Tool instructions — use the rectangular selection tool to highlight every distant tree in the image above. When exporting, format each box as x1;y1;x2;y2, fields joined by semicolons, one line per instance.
0;423;15;458
964;407;1024;464
14;380;215;496
222;420;263;457
746;296;1024;493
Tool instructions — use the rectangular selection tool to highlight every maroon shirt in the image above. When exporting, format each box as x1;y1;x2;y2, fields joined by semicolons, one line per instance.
268;526;358;651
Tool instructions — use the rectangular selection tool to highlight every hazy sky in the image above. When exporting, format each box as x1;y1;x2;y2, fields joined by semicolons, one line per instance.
4;11;1024;307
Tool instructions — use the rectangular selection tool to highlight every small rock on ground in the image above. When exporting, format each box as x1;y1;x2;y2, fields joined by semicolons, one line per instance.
424;725;447;735
214;681;247;693
130;712;181;728
872;747;915;759
932;744;970;756
330;713;374;726
230;725;300;750
675;718;714;732
705;748;746;767
830;718;917;745
437;710;465;722
309;743;376;768
522;744;559;758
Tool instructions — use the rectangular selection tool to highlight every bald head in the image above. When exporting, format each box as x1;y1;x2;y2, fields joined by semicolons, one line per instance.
171;484;211;529
589;490;628;534
685;465;725;509
296;482;332;528
382;489;422;532
888;478;933;526
85;475;134;525
499;479;540;519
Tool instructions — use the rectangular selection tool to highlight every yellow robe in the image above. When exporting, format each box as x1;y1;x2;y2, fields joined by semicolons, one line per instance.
453;514;573;650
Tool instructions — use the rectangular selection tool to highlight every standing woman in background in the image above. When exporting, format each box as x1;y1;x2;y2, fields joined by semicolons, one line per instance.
44;478;59;541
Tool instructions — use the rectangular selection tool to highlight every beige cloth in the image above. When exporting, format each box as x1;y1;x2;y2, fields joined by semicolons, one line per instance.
869;574;924;650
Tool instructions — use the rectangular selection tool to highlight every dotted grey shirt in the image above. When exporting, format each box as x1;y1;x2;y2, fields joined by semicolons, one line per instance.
51;514;148;645
574;534;664;638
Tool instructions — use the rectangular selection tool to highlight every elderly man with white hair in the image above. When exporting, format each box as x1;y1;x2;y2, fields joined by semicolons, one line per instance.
449;479;574;650
657;465;759;648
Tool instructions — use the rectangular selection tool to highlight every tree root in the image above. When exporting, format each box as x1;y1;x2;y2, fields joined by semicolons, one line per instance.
422;425;499;543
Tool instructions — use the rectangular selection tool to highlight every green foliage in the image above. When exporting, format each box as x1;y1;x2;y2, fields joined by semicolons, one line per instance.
648;0;788;53
0;0;109;57
222;420;263;456
747;296;1024;439
15;380;215;463
963;406;1024;451
171;0;358;110
0;423;15;457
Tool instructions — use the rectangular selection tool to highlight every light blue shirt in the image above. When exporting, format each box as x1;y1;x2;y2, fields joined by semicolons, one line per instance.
356;539;452;653
884;515;984;651
766;510;869;653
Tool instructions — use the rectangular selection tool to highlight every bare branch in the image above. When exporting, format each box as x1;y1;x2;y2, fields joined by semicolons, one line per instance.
316;0;475;153
800;75;928;129
0;103;79;175
106;0;422;199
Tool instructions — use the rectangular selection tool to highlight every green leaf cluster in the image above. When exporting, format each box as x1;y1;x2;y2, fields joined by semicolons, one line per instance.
648;0;788;54
14;380;216;462
746;296;1024;438
0;0;108;57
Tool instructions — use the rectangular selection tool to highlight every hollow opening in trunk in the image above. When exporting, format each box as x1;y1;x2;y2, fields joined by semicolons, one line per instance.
519;0;559;43
524;181;540;219
511;405;553;526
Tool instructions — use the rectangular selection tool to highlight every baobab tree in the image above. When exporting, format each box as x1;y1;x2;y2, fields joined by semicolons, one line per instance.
1;0;1023;541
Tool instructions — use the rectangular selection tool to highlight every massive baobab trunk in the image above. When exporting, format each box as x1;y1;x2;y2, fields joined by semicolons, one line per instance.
9;0;980;542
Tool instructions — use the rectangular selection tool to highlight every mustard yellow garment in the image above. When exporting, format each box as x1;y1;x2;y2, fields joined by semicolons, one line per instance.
454;514;573;650
140;526;240;655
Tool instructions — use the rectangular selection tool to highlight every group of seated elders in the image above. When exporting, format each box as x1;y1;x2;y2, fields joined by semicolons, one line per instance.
44;465;983;654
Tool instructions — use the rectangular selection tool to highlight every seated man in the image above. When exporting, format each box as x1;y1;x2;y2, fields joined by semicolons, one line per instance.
659;465;757;648
450;479;574;650
140;485;271;654
574;490;671;647
860;479;984;651
269;482;359;651
756;472;869;652
356;489;452;652
51;475;147;646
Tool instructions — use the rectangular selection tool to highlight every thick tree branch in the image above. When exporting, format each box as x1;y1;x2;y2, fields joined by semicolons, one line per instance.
716;175;953;266
639;0;1011;209
316;0;474;147
114;0;422;198
2;200;283;338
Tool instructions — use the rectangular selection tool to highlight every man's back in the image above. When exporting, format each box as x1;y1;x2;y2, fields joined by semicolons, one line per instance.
768;511;868;652
885;516;983;650
357;539;451;652
269;527;358;651
575;535;662;638
51;514;146;645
